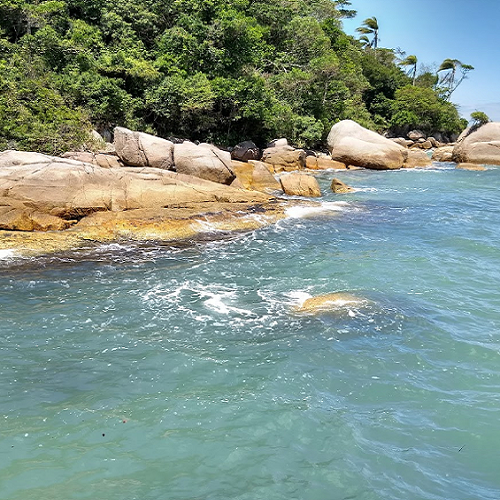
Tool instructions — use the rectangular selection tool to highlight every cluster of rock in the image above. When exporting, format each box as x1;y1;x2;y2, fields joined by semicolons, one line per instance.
1;119;498;247
389;130;449;151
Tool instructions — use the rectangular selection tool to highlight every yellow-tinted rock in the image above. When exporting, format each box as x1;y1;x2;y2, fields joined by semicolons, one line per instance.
306;156;347;170
456;163;486;171
230;160;281;193
295;293;367;314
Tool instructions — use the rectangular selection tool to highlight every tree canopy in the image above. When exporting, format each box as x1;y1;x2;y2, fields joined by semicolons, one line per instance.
0;0;467;153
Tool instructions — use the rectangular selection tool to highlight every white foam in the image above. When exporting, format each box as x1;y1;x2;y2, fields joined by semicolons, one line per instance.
285;201;350;219
0;249;16;260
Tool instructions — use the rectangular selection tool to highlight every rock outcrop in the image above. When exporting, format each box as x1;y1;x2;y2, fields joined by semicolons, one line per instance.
114;127;174;170
327;120;407;170
174;142;235;185
0;151;268;232
280;173;321;197
452;122;500;165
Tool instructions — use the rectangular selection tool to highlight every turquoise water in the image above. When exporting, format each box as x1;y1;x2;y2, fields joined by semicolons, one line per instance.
1;164;500;500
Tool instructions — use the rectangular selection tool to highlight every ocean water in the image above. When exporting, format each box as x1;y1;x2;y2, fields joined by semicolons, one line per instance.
1;164;500;500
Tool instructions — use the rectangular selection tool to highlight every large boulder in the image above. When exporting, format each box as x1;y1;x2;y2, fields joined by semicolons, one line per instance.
0;151;268;231
327;120;407;170
231;141;261;162
261;146;306;172
279;173;321;197
174;142;235;185
432;145;454;162
114;127;174;170
452;122;500;165
230;160;281;193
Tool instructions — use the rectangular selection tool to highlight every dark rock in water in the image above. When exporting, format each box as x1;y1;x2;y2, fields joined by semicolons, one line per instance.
231;141;261;162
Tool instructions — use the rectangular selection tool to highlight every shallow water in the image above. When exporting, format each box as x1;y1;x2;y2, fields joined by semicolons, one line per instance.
1;165;500;500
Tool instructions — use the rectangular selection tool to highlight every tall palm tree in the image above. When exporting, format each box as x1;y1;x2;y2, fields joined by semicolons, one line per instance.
437;59;474;99
356;16;379;48
400;55;418;85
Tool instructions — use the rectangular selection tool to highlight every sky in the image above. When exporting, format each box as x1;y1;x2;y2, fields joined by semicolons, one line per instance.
342;0;500;122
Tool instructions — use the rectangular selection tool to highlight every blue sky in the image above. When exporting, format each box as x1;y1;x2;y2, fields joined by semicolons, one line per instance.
342;0;500;121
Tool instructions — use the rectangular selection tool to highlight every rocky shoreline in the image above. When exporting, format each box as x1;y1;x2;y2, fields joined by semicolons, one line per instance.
1;120;499;257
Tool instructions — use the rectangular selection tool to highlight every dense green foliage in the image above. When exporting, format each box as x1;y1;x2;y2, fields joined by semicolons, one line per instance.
0;0;466;152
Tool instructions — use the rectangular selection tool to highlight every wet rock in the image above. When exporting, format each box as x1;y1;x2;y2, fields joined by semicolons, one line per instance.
295;293;367;314
456;163;486;171
331;178;354;193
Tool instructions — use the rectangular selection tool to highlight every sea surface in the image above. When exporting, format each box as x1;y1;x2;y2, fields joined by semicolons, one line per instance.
1;164;500;500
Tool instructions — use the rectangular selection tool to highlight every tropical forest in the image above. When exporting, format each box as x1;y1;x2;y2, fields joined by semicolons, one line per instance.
0;0;472;153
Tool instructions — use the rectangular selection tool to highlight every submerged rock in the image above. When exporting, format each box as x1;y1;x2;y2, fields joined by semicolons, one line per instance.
295;293;368;314
330;178;354;194
456;163;487;171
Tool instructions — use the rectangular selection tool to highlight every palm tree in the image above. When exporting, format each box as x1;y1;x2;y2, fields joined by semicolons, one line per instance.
358;35;371;49
437;59;474;99
356;16;379;48
400;55;418;85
